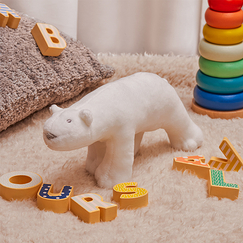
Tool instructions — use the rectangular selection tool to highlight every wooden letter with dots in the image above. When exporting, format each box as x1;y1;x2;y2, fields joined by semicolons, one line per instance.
208;169;239;200
37;184;73;213
113;182;148;209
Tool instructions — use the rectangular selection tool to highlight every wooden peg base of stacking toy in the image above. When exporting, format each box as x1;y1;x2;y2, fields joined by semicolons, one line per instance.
191;99;243;119
173;155;210;180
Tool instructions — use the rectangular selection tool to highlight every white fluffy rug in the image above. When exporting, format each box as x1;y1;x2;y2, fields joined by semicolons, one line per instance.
1;54;243;243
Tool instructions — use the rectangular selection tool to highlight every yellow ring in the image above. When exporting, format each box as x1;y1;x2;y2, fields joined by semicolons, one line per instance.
199;38;243;62
203;24;243;45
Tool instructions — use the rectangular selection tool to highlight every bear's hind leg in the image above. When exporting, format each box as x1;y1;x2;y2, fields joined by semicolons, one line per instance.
86;141;106;175
165;120;203;151
162;94;203;151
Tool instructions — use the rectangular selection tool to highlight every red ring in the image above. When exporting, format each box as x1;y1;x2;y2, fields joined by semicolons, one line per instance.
205;8;243;28
208;0;243;12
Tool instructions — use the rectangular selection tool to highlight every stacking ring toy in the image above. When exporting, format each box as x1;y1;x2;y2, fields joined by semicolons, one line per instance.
196;70;243;94
203;24;243;45
199;56;243;78
199;39;243;62
193;85;243;111
205;8;243;29
208;0;243;12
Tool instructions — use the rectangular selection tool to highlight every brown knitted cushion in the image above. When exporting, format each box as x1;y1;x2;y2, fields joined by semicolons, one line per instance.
0;12;115;132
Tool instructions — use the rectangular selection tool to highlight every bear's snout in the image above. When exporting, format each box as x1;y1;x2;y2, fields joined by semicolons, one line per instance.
45;132;57;140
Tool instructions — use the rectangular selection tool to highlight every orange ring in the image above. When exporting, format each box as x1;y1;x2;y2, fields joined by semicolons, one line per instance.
205;8;243;29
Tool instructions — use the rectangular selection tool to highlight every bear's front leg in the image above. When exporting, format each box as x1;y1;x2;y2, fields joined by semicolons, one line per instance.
95;133;135;188
86;141;106;175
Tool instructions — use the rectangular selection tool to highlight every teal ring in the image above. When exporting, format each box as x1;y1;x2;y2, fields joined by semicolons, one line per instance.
193;85;243;111
199;56;243;78
196;70;243;94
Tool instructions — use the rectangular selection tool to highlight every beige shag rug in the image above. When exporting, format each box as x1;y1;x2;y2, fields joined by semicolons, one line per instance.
1;54;243;243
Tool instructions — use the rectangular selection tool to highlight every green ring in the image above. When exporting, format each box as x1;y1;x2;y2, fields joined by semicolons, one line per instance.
199;56;243;78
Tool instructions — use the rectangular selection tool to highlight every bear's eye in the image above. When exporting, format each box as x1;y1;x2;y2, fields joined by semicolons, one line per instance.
67;119;72;123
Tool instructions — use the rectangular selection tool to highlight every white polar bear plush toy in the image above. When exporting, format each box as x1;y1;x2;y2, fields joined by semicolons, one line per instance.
43;72;203;188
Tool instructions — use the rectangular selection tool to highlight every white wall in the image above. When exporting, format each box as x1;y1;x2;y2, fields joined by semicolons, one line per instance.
77;0;203;55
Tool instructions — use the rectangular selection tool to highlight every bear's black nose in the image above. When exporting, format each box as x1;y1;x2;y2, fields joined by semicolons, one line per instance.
46;132;57;140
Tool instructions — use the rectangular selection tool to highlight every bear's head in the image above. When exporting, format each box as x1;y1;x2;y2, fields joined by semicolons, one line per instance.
43;104;93;151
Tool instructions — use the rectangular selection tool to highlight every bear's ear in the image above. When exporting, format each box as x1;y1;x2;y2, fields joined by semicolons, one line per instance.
79;109;93;126
50;104;63;114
